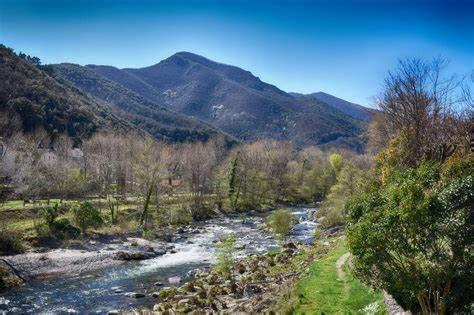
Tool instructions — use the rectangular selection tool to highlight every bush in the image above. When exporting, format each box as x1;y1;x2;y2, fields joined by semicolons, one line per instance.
40;203;60;227
0;228;24;254
72;202;103;234
50;218;81;239
347;158;474;313
267;209;294;236
213;234;236;281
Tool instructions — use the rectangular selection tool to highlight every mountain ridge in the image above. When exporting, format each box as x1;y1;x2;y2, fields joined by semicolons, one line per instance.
78;51;367;150
50;62;237;144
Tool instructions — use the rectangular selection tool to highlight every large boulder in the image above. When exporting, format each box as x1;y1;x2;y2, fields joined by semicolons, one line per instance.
114;251;157;260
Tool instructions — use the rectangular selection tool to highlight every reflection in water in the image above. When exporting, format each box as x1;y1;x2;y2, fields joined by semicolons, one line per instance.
1;207;317;314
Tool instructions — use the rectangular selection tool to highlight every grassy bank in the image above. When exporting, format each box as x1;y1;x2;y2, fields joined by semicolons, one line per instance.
281;239;386;314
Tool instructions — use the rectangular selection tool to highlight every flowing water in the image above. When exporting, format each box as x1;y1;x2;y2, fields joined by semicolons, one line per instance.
1;207;317;314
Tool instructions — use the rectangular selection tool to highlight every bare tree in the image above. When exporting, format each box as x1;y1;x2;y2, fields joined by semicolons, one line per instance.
181;141;218;219
377;58;469;165
133;138;163;227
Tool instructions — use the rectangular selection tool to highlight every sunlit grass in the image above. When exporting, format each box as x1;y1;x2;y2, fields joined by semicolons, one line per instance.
292;240;386;314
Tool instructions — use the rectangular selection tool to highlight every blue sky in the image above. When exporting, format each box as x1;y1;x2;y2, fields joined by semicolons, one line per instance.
1;0;473;106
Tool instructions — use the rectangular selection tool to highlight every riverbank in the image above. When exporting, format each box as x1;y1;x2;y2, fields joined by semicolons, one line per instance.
145;239;338;314
0;207;318;313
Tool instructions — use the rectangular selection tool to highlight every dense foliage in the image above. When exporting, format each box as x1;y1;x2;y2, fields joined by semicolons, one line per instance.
347;157;473;314
346;58;473;314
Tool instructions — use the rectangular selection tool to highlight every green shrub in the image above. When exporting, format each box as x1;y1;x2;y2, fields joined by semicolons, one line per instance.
213;234;236;281
347;158;474;313
267;209;294;236
40;203;60;227
0;228;24;254
72;202;103;234
50;218;81;239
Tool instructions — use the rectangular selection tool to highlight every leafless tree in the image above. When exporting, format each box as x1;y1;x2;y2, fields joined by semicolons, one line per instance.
181;141;218;219
377;58;469;165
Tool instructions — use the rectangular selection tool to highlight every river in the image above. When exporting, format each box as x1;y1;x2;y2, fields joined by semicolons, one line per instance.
0;207;317;314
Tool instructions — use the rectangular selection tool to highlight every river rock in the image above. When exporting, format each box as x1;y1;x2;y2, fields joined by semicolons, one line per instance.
154;281;164;286
154;287;178;301
144;245;155;252
168;276;181;284
178;298;190;305
125;292;145;298
243;283;263;298
153;303;165;312
241;218;254;225
283;242;297;249
235;244;246;250
114;251;149;260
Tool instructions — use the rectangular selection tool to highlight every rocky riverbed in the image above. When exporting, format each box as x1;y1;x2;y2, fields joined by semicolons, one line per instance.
0;207;318;314
147;241;325;314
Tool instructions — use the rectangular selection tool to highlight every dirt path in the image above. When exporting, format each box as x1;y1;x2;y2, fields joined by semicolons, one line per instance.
336;252;350;289
383;292;412;315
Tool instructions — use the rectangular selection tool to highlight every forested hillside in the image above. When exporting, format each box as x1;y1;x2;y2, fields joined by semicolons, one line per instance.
0;45;133;145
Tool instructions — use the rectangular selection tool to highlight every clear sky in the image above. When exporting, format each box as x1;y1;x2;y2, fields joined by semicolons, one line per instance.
1;0;473;106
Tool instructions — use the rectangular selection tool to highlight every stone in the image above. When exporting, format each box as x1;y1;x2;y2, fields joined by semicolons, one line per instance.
182;282;195;292
107;311;119;315
114;251;152;260
243;283;262;298
144;245;155;252
153;304;165;312
168;276;181;284
154;281;164;286
283;242;297;249
177;298;190;305
125;292;145;298
155;287;178;301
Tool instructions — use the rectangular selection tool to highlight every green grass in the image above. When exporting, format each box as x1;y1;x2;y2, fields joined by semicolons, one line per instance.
292;240;386;314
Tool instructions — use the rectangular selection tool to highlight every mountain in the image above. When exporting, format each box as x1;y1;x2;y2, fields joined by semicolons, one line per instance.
295;92;374;121
49;63;236;144
0;45;133;145
84;52;368;150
